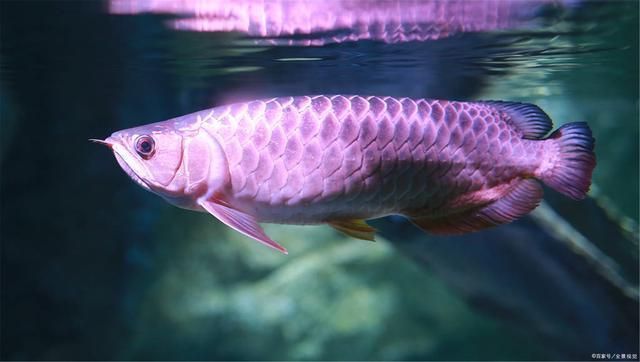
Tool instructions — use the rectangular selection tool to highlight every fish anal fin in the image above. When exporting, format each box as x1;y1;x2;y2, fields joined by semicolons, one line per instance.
412;179;544;234
198;198;288;254
329;219;376;242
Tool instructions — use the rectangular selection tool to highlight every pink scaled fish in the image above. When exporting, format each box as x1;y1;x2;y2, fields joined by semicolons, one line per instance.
93;95;595;254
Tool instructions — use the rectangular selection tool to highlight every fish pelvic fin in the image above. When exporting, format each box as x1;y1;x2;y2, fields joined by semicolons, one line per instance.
411;179;543;234
198;198;288;254
329;219;377;242
538;122;596;200
484;100;553;139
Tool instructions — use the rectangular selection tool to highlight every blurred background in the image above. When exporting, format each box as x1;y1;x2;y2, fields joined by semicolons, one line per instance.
1;0;638;360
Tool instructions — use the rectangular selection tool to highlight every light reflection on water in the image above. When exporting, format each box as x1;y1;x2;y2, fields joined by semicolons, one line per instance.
104;0;626;102
109;0;575;45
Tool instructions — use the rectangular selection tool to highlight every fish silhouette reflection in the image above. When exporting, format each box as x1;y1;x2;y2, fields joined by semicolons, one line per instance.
109;0;574;45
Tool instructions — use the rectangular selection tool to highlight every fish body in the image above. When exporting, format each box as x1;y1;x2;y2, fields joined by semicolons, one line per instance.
99;95;595;253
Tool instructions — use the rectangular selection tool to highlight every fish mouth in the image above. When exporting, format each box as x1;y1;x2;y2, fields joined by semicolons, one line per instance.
93;137;153;192
113;152;152;192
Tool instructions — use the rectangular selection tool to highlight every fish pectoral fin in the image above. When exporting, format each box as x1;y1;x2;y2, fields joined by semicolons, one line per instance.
411;179;543;234
328;219;377;242
198;199;288;254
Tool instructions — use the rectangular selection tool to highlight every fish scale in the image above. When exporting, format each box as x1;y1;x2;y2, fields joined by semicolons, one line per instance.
201;96;534;222
102;94;595;253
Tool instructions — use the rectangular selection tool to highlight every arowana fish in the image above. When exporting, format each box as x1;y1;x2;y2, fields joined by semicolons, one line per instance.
93;95;596;254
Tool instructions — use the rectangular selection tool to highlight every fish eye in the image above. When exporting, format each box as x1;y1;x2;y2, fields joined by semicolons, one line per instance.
134;135;155;160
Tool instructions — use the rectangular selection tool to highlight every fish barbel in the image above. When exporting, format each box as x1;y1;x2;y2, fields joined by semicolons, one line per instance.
96;95;596;254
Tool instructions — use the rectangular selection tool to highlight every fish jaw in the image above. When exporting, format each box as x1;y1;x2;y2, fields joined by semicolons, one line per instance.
108;136;154;192
90;136;153;192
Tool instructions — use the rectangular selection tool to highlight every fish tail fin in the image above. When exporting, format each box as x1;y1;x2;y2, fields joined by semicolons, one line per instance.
539;122;596;200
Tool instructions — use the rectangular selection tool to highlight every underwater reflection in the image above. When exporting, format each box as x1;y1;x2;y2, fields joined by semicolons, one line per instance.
109;0;575;45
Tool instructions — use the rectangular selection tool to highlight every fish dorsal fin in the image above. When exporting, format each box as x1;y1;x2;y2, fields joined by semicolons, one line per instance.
484;101;553;139
411;179;543;234
198;198;288;254
329;219;377;241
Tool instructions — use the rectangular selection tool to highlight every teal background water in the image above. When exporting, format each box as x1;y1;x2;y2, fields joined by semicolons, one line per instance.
1;1;638;360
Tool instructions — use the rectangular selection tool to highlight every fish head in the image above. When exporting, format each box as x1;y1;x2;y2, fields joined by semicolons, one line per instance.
98;119;229;210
